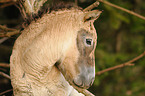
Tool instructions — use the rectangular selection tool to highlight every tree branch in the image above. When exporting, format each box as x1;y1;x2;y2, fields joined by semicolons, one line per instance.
0;31;20;37
0;25;20;37
0;72;10;79
0;0;17;8
126;51;145;63
84;0;145;20
0;2;16;8
96;63;134;75
0;63;10;68
0;37;9;44
75;87;95;96
96;51;145;75
83;1;99;11
0;89;13;96
0;25;17;31
99;0;145;20
80;89;95;96
0;0;16;3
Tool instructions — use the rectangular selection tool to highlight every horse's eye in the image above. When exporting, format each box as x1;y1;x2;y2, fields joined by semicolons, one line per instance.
86;39;92;45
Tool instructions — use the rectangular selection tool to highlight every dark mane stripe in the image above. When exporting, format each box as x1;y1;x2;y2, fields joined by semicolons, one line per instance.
22;1;81;29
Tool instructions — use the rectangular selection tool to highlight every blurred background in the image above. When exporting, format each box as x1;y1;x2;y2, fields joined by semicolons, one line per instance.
0;0;145;96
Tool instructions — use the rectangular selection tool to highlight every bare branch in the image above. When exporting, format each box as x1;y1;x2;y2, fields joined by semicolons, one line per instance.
83;1;99;11
0;19;21;25
0;25;20;37
0;89;13;96
0;0;17;8
96;51;145;75
79;89;95;96
0;0;16;3
0;30;20;37
0;72;10;79
99;0;145;20
83;0;145;20
126;51;145;63
0;63;10;68
0;37;9;44
0;25;17;31
96;63;134;75
0;2;17;8
75;88;95;96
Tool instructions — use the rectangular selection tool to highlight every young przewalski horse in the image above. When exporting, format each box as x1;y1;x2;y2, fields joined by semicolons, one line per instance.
10;8;101;96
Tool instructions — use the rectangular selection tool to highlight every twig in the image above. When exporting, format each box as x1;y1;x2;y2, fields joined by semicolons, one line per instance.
0;19;22;24
0;0;16;3
83;1;99;11
126;51;145;63
0;68;7;72
79;89;95;96
0;25;20;37
96;63;134;75
83;0;145;20
0;72;10;79
96;51;145;75
0;63;10;68
0;25;17;31
99;0;145;20
0;2;17;8
0;37;9;44
75;87;95;96
0;30;20;37
0;89;13;96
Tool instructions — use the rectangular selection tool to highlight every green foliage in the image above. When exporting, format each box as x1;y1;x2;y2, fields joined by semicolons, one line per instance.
130;17;145;33
86;0;145;95
0;0;144;95
103;4;130;29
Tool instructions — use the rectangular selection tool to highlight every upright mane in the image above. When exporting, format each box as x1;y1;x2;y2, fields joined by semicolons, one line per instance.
23;2;81;27
10;6;101;95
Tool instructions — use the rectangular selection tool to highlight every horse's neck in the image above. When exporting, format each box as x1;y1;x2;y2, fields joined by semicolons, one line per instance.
27;65;73;96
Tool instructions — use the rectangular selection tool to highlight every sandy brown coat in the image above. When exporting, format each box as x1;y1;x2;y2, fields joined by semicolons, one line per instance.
10;9;101;96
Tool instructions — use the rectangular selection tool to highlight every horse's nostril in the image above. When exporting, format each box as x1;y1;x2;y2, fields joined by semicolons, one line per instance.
73;76;95;89
73;77;83;88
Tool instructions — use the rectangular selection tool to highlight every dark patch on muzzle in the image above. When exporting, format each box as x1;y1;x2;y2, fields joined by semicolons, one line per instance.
73;66;95;89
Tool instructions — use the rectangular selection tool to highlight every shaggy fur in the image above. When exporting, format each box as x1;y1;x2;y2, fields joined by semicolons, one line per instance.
10;8;100;96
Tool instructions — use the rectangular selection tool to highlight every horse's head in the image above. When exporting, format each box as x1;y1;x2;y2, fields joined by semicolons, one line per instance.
55;9;101;89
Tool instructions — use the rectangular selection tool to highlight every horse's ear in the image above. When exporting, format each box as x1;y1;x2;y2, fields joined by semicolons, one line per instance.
83;10;102;22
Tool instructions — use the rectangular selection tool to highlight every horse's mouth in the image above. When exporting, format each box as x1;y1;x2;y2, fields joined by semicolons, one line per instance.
73;77;94;89
73;80;89;89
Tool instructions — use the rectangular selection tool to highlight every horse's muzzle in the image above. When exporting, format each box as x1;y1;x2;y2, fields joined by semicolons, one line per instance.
73;66;95;89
